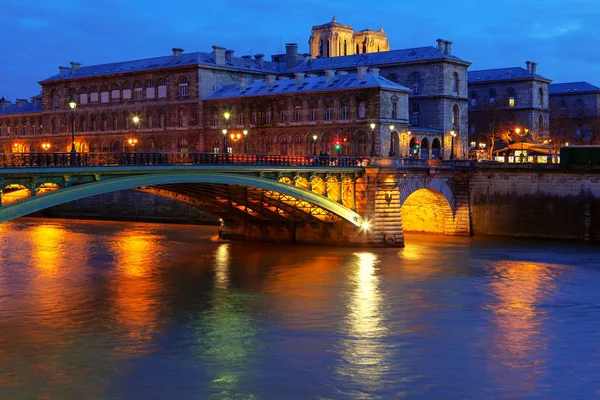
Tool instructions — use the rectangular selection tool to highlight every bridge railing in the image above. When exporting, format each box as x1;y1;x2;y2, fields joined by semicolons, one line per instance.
0;152;370;169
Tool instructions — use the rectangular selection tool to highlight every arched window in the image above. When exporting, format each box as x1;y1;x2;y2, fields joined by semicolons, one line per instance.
432;138;441;159
387;73;398;83
362;41;367;54
145;80;155;99
179;138;189;153
100;85;109;103
452;104;460;127
411;73;421;94
146;112;153;129
51;90;59;107
134;81;143;100
538;114;544;131
538;88;544;107
178;76;189;96
111;83;120;102
100;114;107;131
412;103;420;126
391;101;397;119
356;44;360;54
559;101;568;117
159;113;165;128
112;113;118;130
343;40;347;56
79;115;86;132
122;82;132;100
79;87;88;105
178;108;187;127
157;79;167;98
507;88;516;108
319;39;323;57
90;115;96;132
489;89;496;104
265;107;272;123
452;72;459;93
280;137;288;155
469;91;477;107
575;100;584;116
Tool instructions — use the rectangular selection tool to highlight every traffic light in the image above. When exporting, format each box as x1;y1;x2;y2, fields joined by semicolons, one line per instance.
334;140;341;151
414;139;420;150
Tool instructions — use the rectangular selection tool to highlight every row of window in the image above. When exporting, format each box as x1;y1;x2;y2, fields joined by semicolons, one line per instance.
49;77;189;107
387;71;460;95
557;100;585;117
210;101;372;126
470;87;545;108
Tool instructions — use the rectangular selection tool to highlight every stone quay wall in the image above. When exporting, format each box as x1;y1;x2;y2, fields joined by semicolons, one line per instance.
470;165;600;241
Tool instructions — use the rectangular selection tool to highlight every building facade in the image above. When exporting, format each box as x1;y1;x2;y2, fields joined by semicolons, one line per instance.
549;81;600;143
309;17;390;58
467;61;551;153
0;18;470;160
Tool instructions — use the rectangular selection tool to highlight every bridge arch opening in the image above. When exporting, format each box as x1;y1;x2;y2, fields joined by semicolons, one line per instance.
400;188;453;234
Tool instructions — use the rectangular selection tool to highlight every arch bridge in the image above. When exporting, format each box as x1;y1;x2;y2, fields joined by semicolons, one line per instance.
0;152;472;246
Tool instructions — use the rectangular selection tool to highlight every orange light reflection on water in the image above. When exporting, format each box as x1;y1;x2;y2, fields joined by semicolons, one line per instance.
486;260;557;396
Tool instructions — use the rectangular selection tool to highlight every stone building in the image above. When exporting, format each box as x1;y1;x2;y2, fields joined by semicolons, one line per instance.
309;16;390;58
202;69;409;156
0;18;470;160
467;61;551;149
290;37;470;159
549;81;600;143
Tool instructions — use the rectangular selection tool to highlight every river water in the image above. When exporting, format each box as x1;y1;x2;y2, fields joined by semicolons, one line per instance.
0;219;599;399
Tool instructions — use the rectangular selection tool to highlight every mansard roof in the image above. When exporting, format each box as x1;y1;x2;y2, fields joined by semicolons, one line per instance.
287;46;469;73
549;81;600;95
0;97;43;117
468;67;551;83
40;52;283;83
202;72;409;101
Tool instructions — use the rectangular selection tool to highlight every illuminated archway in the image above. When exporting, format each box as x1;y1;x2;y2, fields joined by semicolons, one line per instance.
400;188;453;234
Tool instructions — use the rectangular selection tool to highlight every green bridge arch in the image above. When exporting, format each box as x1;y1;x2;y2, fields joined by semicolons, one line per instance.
0;172;364;227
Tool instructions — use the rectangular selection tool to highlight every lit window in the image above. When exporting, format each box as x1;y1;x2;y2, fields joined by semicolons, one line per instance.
509;97;515;107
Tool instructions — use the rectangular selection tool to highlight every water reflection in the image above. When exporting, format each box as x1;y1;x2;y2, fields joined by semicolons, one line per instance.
110;228;165;353
485;260;557;397
338;252;389;391
191;242;259;399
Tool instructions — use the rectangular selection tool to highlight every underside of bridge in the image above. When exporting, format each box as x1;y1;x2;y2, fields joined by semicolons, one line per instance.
138;183;363;245
400;188;454;235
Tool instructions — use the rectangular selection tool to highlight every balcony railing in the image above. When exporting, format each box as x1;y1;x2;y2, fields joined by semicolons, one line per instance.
0;152;371;169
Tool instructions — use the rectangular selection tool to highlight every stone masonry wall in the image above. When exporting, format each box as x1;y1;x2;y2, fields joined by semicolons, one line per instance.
470;168;600;241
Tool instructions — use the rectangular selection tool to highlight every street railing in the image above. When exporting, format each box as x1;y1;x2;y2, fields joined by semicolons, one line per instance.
0;152;371;169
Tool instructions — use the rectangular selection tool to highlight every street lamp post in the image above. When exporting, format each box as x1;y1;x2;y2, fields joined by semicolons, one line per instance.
243;129;248;154
450;130;457;160
369;123;376;156
478;142;486;161
42;142;51;151
131;115;140;153
389;124;395;157
312;134;318;155
406;130;412;157
68;97;77;166
223;111;230;153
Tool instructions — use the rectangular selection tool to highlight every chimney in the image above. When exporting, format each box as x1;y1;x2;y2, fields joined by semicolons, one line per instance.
285;43;299;69
225;49;234;63
266;74;276;87
240;76;249;89
325;70;335;83
212;45;226;65
444;40;453;55
254;54;264;67
70;61;81;72
526;61;532;74
16;99;27;108
436;39;444;52
369;67;380;76
295;72;305;85
1;98;11;110
357;66;368;80
531;62;537;75
303;53;311;62
58;66;70;73
172;48;184;60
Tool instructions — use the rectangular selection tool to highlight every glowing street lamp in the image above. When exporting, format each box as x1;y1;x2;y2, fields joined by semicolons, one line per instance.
389;124;395;157
312;134;318;155
223;111;230;153
450;130;457;160
41;142;51;151
243;129;248;154
369;123;376;156
68;97;77;166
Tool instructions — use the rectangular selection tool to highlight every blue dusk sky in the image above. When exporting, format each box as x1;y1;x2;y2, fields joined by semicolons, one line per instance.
0;0;599;99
